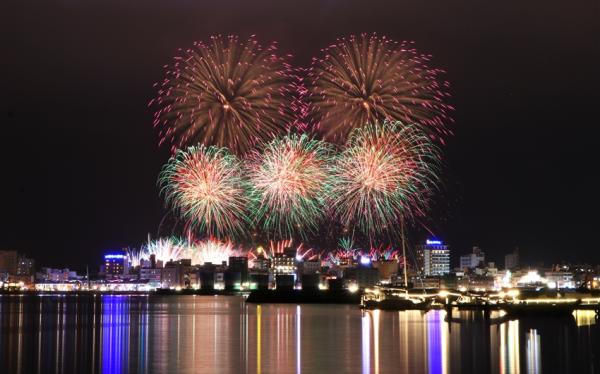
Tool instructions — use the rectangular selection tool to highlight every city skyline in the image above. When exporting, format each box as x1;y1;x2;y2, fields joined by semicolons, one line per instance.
2;0;599;269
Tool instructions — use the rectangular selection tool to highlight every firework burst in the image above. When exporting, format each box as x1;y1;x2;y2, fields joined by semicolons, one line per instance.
185;238;243;265
247;133;332;238
159;145;249;238
307;34;452;141
151;35;301;154
327;121;440;238
141;237;187;264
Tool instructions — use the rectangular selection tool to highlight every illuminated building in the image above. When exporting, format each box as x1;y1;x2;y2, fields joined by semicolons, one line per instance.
139;267;162;285
17;255;35;276
273;252;296;275
416;239;450;276
459;246;485;270
104;251;129;278
544;271;575;289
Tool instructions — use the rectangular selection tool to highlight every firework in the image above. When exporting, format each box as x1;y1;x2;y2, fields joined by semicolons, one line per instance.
325;248;361;267
327;121;440;237
307;34;452;141
246;134;332;238
126;248;143;267
159;145;249;238
141;237;187;264
184;238;243;265
365;246;400;261
151;35;301;154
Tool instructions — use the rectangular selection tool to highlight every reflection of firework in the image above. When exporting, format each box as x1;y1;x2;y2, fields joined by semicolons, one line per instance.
247;134;332;238
185;239;243;265
307;34;452;141
159;145;249;238
151;35;300;154
327;121;440;237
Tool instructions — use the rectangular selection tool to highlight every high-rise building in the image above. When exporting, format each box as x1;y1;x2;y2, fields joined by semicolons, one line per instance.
504;247;520;270
228;256;249;283
273;248;296;276
104;251;129;278
416;239;450;276
17;255;35;276
459;246;485;270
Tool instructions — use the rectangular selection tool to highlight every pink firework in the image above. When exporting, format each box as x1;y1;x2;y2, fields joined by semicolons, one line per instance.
151;35;302;155
307;33;453;142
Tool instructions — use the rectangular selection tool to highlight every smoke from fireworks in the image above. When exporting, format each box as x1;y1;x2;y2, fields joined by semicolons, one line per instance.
327;121;440;238
307;34;452;141
159;145;249;238
247;133;332;238
151;35;301;154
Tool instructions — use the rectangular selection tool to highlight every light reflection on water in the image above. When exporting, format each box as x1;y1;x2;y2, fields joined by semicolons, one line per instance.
0;295;598;374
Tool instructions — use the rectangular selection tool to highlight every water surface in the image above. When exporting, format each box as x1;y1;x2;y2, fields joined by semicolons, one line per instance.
0;295;598;373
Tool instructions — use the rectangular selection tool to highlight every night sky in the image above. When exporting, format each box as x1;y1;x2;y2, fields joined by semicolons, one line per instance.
2;0;599;270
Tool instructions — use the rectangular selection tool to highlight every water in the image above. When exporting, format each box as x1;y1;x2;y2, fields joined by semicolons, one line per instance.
0;295;598;374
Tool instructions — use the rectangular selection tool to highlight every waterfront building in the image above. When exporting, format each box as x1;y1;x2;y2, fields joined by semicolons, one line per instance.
459;246;485;270
416;239;450;276
36;268;79;283
273;252;296;275
299;260;321;275
16;255;35;276
104;251;129;278
544;271;575;289
228;256;249;283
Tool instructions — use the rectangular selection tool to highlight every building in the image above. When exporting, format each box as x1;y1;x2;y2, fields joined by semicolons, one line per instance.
459;246;485;270
251;254;270;272
139;267;162;284
0;250;18;275
104;251;129;278
504;247;520;270
273;253;296;276
544;271;575;289
416;239;450;276
36;268;79;283
17;255;35;276
372;260;398;282
228;256;249;283
299;260;321;275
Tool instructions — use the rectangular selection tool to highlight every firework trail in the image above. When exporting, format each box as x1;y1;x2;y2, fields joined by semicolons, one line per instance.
159;145;250;238
141;237;187;264
126;247;143;268
184;238;244;265
307;34;452;141
151;35;302;155
327;121;440;238
246;133;332;239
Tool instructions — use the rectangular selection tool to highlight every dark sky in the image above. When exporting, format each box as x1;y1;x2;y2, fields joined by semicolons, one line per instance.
2;0;599;270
